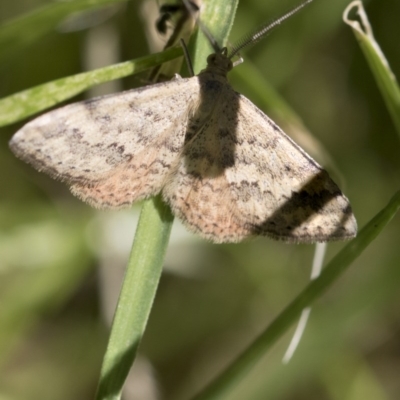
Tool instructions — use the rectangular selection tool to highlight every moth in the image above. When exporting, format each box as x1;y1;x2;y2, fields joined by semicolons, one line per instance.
9;1;357;243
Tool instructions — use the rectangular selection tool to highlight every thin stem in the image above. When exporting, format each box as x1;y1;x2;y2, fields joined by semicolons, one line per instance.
95;196;174;400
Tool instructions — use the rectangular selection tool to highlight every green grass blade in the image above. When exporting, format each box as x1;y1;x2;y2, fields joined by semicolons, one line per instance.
192;190;400;400
0;0;128;63
95;196;174;400
343;1;400;137
0;47;182;128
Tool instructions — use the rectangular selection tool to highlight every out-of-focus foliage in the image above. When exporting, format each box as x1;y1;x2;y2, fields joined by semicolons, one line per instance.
0;0;400;399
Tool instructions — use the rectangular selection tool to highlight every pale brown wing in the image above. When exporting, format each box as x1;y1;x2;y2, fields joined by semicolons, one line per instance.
163;84;356;243
10;77;200;208
225;94;357;242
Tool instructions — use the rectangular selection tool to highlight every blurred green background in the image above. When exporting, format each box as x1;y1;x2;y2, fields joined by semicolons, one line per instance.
1;0;400;399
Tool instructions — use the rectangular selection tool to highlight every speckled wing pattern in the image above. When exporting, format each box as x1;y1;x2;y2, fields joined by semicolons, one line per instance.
162;75;356;243
230;96;355;242
10;77;200;208
10;55;357;243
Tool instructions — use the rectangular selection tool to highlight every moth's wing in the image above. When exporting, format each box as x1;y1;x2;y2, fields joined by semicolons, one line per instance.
163;86;356;243
10;78;199;208
225;94;357;242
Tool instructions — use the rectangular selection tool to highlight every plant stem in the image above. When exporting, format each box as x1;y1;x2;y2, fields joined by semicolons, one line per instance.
95;195;173;400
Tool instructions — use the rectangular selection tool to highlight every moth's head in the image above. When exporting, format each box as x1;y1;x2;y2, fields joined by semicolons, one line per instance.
204;48;233;76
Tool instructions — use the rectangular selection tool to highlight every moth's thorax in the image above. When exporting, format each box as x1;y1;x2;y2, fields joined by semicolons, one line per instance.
199;51;233;77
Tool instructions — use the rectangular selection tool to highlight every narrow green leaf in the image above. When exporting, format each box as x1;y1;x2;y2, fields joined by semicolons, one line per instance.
0;46;182;127
95;196;174;400
0;0;128;63
192;190;400;400
343;1;400;137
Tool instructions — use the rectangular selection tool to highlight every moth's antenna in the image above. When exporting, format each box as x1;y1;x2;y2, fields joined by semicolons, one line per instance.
229;0;313;59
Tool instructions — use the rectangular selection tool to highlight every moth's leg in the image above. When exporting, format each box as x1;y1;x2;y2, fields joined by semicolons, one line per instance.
179;38;195;77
